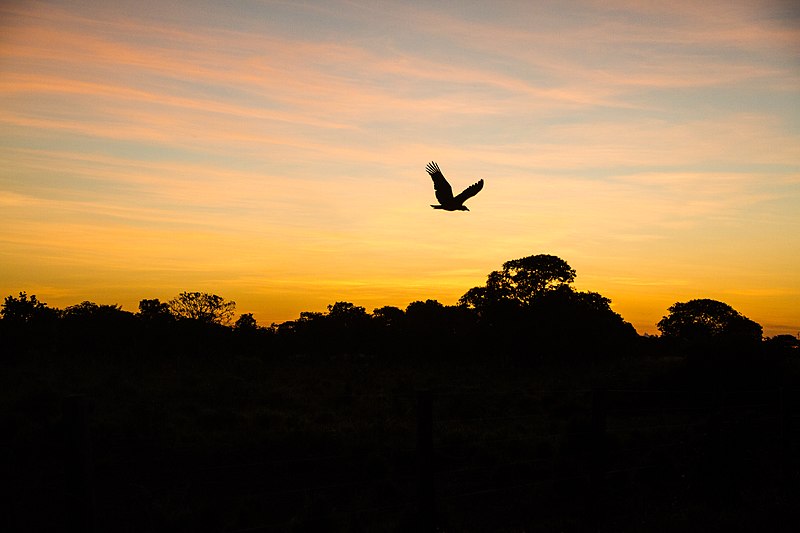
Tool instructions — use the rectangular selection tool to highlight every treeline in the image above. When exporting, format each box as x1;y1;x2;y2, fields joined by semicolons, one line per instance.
2;254;797;363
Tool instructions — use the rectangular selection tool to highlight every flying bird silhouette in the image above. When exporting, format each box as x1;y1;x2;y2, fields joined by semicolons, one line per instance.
426;161;484;211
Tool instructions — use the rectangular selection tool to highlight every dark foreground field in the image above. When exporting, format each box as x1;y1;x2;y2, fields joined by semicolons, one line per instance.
3;335;799;533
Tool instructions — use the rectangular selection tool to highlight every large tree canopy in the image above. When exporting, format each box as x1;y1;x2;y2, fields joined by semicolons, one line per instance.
657;299;762;343
168;292;236;325
458;254;635;351
501;254;576;304
460;254;577;309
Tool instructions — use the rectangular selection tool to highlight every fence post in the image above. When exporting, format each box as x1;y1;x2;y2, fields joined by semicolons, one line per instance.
63;394;95;533
708;388;727;487
698;386;735;509
582;389;606;533
779;388;790;489
417;390;435;532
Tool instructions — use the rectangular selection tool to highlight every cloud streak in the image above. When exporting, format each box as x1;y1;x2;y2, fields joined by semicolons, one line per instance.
1;0;798;336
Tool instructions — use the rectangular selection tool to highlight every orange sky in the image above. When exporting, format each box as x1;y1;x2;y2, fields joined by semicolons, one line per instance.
1;0;799;336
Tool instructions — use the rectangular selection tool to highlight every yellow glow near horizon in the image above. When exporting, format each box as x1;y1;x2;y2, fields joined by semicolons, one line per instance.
1;1;798;336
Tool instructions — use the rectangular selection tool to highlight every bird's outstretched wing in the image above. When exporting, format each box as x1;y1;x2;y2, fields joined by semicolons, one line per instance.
426;161;454;204
454;179;484;204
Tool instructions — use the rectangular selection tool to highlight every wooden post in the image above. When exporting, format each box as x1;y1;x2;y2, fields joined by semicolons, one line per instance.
780;388;790;450
702;387;734;505
582;389;606;533
779;388;790;489
417;390;435;532
64;394;95;533
709;389;726;479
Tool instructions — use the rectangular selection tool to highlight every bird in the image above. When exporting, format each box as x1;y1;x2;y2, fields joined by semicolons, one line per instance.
426;161;484;211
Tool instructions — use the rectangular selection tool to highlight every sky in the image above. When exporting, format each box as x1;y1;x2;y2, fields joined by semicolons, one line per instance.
1;0;798;336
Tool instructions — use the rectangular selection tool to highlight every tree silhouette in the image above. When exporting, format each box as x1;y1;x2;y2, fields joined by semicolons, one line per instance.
459;254;635;356
532;286;636;346
372;306;404;328
168;292;236;325
62;301;122;317
501;254;576;304
234;313;258;330
58;301;136;355
138;298;172;321
459;270;514;312
1;292;59;356
327;301;368;325
460;254;576;310
657;299;762;343
1;291;56;323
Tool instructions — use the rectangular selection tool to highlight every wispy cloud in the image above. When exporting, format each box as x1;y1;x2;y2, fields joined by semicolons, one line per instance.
1;0;798;335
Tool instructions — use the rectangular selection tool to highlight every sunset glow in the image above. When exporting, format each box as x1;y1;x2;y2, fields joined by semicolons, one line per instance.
2;0;798;335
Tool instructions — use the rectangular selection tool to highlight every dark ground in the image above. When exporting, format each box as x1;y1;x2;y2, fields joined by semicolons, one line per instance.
3;334;799;532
